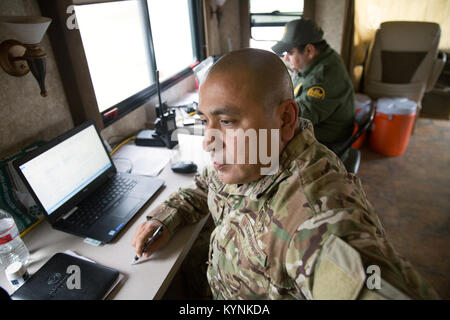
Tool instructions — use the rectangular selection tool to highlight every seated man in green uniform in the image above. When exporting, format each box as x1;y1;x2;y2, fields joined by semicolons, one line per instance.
272;19;355;151
131;48;438;300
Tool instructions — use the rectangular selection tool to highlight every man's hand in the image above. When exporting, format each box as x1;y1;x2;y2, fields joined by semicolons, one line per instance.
131;219;170;259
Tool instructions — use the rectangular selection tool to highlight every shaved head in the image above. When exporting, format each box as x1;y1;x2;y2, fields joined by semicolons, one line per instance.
198;48;299;184
205;48;294;114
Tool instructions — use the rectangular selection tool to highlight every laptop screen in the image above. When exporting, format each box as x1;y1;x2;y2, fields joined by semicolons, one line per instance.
18;124;112;215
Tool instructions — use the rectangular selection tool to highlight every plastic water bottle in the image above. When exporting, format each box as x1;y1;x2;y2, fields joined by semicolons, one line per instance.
0;209;30;268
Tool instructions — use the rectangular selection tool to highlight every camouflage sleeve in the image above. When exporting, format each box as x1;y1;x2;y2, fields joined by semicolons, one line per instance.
285;208;440;300
284;209;354;300
283;157;439;300
147;167;210;236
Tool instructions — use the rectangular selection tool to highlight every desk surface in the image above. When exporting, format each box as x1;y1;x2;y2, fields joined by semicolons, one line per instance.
0;144;209;300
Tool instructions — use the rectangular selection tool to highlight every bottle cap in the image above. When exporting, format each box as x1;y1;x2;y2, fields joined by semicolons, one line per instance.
5;261;27;281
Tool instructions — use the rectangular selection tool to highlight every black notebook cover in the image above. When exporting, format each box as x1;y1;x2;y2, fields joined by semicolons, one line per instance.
11;252;120;300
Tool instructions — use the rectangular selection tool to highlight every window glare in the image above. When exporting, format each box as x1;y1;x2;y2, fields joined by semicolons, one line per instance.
147;0;195;81
250;27;285;52
252;26;285;41
75;1;152;112
250;0;304;13
250;1;304;52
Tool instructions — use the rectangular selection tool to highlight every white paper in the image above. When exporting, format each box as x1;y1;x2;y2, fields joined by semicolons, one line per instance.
112;144;171;177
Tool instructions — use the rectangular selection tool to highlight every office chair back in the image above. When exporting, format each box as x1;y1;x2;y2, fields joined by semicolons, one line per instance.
363;21;445;104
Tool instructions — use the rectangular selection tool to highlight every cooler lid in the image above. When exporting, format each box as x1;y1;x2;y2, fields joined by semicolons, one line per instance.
376;97;417;115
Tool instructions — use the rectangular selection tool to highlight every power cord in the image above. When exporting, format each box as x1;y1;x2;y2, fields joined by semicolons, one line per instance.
110;135;136;156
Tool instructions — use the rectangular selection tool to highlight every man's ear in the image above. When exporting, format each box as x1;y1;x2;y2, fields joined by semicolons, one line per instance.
278;99;298;143
305;43;316;60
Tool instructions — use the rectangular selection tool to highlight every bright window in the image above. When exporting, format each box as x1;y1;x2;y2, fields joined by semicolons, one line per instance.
249;0;304;52
74;0;202;123
75;1;152;113
147;0;195;81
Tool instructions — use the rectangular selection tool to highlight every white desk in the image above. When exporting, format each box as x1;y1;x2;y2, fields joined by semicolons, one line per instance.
0;143;210;300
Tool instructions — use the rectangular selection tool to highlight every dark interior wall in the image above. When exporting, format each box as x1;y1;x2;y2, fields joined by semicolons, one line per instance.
314;0;349;56
0;0;74;158
203;0;249;56
304;0;354;79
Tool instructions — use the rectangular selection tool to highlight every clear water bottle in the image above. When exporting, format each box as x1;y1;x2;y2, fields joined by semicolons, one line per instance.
0;209;30;269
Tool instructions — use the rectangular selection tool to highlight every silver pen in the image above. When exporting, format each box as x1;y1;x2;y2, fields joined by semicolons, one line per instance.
132;225;164;265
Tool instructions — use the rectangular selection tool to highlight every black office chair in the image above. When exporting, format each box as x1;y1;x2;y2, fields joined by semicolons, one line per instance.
330;102;376;174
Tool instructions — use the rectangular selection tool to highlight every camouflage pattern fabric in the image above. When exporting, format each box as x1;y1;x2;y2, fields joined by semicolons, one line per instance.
150;118;439;300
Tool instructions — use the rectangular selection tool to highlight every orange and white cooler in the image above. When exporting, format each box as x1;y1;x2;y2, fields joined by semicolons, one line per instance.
370;97;417;156
352;93;371;149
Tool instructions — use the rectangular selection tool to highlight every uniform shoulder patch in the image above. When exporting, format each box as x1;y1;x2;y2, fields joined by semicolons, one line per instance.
307;86;325;100
312;235;366;300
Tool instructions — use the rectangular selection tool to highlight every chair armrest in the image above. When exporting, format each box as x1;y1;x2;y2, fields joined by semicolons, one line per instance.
426;51;447;92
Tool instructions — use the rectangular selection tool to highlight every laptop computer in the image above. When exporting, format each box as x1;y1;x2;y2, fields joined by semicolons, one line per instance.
13;120;164;243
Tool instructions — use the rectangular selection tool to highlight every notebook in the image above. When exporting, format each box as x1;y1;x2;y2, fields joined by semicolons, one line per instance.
11;252;121;300
13;120;164;243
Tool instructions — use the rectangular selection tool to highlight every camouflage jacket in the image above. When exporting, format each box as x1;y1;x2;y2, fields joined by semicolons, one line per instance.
150;119;439;300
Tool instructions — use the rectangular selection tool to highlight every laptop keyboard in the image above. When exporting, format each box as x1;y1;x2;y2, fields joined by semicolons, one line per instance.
64;175;138;229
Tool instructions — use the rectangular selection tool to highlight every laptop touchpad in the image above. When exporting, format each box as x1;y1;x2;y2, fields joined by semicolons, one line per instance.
110;197;141;218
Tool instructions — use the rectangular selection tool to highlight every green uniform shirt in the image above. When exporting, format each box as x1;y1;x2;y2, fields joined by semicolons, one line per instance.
293;47;355;146
150;119;438;300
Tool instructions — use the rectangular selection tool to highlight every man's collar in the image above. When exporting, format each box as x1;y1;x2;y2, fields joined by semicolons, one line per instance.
298;46;332;77
280;118;316;166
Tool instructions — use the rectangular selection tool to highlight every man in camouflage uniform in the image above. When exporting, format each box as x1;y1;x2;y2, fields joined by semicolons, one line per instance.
272;19;355;151
131;48;438;300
